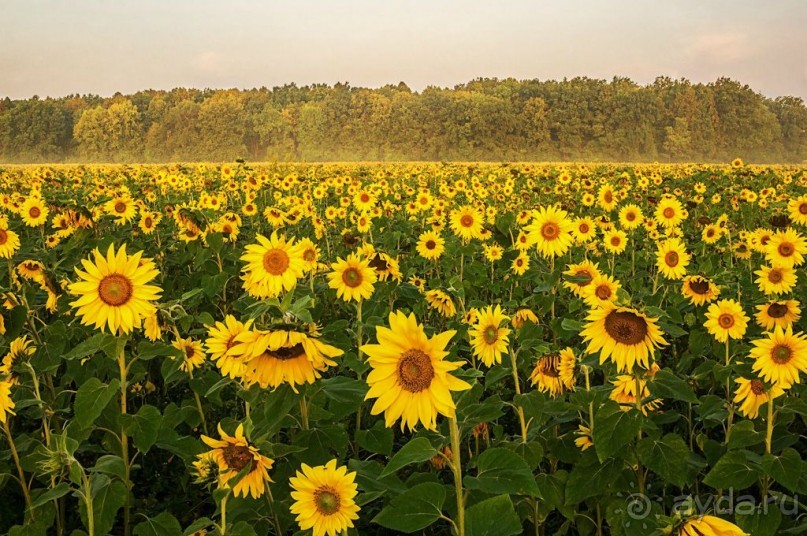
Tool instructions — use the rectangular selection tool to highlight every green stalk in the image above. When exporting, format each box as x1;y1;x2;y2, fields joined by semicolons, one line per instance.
2;420;34;521
448;416;465;536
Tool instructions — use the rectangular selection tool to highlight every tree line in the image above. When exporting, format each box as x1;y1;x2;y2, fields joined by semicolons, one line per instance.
1;76;805;163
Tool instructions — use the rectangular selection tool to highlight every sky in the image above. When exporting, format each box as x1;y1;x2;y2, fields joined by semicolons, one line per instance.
1;0;806;100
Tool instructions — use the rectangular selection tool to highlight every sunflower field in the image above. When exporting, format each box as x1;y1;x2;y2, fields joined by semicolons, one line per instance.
1;161;806;536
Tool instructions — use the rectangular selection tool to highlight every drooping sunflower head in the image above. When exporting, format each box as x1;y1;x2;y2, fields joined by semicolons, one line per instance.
69;244;162;335
529;347;576;397
610;374;661;415
289;459;360;536
511;308;539;329
681;275;719;306
581;303;667;373
424;289;456;318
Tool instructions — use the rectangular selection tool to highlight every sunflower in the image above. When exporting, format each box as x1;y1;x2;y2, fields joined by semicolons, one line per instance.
0;379;14;423
755;263;797;295
482;243;503;262
563;260;600;297
0;227;21;259
610;374;661;415
754;300;801;331
602;229;628;254
0;335;36;381
680;515;748;536
750;326;807;388
583;274;621;308
529;348;576;397
681;275;719;306
580;303;666;373
69;244;162;335
289;459;360;536
20;197;49;227
424;289;456;317
733;377;784;419
105;196;137;224
143;312;162;341
597;184;618;211
525;206;574;258
511;251;530;275
469;305;511;367
327;253;377;302
205;316;252;379
572;217;597;243
171;337;206;373
367;252;402;282
656;237;690;280
654;196;684;228
361;311;470;431
297;238;320;273
702;224;723;244
17;260;46;282
449;205;484;242
618;204;644;230
232;327;342;392
575;425;593;451
704;299;749;343
511;308;539;329
788;194;807;226
240;232;305;298
765;228;806;268
199;423;274;499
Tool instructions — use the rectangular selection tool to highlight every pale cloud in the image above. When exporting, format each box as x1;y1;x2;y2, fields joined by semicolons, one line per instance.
684;32;754;64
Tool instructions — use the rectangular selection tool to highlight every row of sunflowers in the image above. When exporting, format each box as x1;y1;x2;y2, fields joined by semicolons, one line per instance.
0;161;806;535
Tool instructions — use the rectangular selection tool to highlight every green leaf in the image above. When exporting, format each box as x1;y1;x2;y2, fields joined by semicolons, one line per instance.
593;401;642;462
31;482;73;509
761;447;802;493
637;434;690;488
134;511;183;536
464;447;539;496
136;341;183;361
647;368;698;403
565;457;623;505
74;378;121;428
120;404;162;454
64;332;118;361
379;437;437;478
90;455;127;481
727;420;764;450
703;450;761;490
735;505;782;536
80;476;127;536
372;482;447;533
356;422;394;456
465;494;522;536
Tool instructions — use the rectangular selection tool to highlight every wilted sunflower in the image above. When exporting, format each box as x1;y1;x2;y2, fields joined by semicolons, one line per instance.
289;459;360;536
0;379;14;423
733;377;783;419
367;251;402;282
681;275;719;306
511;308;539;329
529;348;576;397
17;260;46;282
563;260;600;297
240;232;305;298
416;230;445;260
755;299;801;331
704;299;749;343
469;305;511;367
199;423;274;499
232;327;343;392
679;515;748;536
69;244;162;335
205;315;253;379
0;227;21;259
424;289;456;317
525;206;574;258
328;253;377;302
656;237;690;280
750;326;807;388
580;303;666;373
362;311;470;431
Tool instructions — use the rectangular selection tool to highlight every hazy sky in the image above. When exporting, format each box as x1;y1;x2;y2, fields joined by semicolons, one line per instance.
1;0;805;100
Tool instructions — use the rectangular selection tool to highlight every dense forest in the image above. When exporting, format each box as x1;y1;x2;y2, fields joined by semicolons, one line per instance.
1;76;805;163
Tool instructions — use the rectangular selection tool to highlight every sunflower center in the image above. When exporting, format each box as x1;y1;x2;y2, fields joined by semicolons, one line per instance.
610;236;621;247
397;349;435;392
368;255;388;271
98;274;134;306
341;267;363;288
538;354;560;378
114;202;126;214
483;326;498;345
662;207;675;219
266;342;305;361
314;487;341;516
799;202;807;215
0;229;7;245
750;380;766;395
541;222;559;239
579;223;590;233
144;217;153;227
604;311;648;345
768;269;783;284
303;249;316;262
222;444;253;472
595;285;612;300
689;278;711;294
604;191;613;203
626;212;635;221
767;302;788;318
665;251;679;267
425;240;436;250
262;249;290;275
460;214;474;228
360;193;370;203
777;242;794;257
771;344;793;364
184;344;195;359
718;313;735;329
29;206;41;218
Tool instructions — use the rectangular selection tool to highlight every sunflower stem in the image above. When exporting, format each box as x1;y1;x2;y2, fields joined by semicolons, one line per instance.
117;345;131;536
355;300;364;438
508;347;527;443
634;374;645;495
2;420;34;522
448;416;465;536
724;339;734;444
220;493;228;535
765;396;775;455
300;395;309;430
80;470;95;536
188;367;209;436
